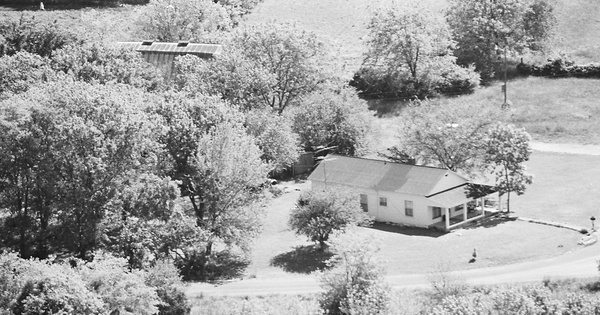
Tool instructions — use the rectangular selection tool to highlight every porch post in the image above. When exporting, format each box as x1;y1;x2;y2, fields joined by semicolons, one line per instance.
497;191;502;212
463;202;468;221
445;207;450;230
480;197;485;214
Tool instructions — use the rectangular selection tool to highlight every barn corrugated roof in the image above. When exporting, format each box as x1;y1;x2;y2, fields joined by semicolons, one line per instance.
117;41;223;57
307;155;470;197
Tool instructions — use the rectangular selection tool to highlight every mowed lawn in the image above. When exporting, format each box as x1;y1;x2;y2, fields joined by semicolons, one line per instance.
512;151;600;227
248;172;583;278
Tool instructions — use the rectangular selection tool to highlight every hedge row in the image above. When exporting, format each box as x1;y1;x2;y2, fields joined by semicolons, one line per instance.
517;58;600;78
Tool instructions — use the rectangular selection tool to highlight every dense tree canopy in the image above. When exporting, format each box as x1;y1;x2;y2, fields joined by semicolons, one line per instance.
0;81;158;259
175;22;334;113
136;0;232;43
351;3;480;100
447;0;556;80
388;99;502;177
291;87;376;156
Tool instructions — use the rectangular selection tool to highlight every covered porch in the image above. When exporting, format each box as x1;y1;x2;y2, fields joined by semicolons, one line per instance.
427;184;502;231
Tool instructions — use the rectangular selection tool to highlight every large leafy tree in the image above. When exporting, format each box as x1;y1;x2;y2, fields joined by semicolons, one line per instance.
153;93;270;259
245;108;300;173
447;0;556;81
175;22;333;113
289;189;372;250
484;124;534;212
136;0;231;43
388;100;501;176
291;87;375;156
0;81;158;259
366;5;455;81
353;4;480;100
191;122;270;255
50;43;164;91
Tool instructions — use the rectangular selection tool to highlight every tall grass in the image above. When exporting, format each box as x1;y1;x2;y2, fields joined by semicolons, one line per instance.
441;77;600;144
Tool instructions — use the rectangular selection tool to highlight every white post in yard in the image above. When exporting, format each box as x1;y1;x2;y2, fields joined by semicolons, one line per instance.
445;208;450;230
463;203;468;221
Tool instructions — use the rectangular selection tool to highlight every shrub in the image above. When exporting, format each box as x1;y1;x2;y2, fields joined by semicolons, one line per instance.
524;284;563;314
10;258;104;315
289;189;372;250
79;253;161;315
518;56;600;79
350;62;480;100
0;17;77;58
0;52;55;96
319;230;390;315
146;260;191;315
50;43;164;91
0;253;31;313
427;264;468;301
490;286;539;314
340;281;391;315
430;294;489;315
563;293;600;315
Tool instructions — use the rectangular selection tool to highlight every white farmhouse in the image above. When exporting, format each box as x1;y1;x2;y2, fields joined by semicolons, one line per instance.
308;155;501;231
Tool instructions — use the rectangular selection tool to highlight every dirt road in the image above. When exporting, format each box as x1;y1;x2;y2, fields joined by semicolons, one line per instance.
187;240;599;297
530;141;600;156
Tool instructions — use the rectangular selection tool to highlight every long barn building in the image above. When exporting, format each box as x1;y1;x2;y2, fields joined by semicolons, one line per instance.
118;41;223;79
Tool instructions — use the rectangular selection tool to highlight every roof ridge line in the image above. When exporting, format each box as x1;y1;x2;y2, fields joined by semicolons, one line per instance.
425;183;469;198
327;154;455;172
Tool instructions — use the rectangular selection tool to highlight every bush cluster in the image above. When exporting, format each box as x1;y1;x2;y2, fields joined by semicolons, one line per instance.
350;64;480;101
0;17;77;58
518;57;600;79
0;252;190;315
429;284;600;315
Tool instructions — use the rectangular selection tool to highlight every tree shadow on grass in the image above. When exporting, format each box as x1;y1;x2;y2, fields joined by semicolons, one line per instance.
369;222;445;238
270;245;333;274
461;214;517;230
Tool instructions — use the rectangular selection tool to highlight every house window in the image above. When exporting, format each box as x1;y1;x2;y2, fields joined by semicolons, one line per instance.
360;194;368;212
405;200;413;217
432;206;442;219
379;197;387;207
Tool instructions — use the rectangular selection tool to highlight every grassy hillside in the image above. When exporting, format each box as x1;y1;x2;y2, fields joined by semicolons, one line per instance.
243;0;445;77
244;0;600;77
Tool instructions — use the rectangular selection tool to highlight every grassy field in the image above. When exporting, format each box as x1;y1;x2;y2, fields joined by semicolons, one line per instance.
0;5;141;42
445;77;600;144
245;0;600;75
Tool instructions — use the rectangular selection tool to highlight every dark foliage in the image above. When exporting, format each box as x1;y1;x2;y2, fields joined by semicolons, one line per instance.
0;16;78;58
519;57;600;79
350;65;479;101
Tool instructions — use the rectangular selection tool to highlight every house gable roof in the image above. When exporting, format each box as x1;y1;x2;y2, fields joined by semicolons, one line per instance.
307;155;470;197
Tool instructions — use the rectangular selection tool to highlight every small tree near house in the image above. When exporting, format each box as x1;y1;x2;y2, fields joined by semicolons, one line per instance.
484;124;534;213
288;189;372;250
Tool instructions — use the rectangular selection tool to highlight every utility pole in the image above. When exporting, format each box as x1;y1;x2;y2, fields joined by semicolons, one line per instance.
502;45;509;109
